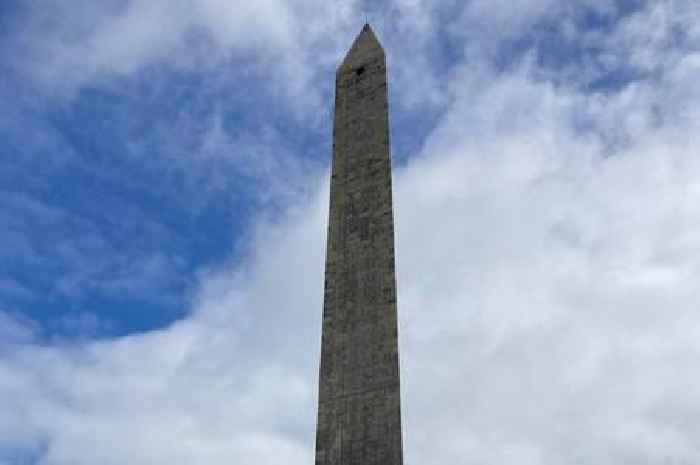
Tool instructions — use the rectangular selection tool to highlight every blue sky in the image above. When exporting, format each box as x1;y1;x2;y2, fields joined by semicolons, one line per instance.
0;0;443;339
1;3;330;338
2;1;700;464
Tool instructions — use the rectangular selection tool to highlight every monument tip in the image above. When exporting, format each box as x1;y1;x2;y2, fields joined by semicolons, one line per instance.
338;23;384;73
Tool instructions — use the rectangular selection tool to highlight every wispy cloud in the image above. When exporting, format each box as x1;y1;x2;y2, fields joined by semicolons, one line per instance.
6;0;362;109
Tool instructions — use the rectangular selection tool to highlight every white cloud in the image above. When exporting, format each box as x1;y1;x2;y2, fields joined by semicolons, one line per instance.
398;54;700;464
2;0;700;464
12;0;362;108
0;195;326;464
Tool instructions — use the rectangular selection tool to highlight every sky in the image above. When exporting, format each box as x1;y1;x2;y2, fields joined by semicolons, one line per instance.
1;0;700;464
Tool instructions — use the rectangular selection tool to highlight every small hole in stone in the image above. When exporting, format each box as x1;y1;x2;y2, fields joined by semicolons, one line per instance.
356;66;365;76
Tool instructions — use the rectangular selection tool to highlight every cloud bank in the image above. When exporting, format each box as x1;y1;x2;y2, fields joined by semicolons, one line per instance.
2;1;700;464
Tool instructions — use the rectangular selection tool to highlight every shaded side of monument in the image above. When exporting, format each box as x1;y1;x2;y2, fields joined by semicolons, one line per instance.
314;24;403;465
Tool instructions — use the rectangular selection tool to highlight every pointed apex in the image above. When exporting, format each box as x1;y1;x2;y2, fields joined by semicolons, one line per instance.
338;23;384;73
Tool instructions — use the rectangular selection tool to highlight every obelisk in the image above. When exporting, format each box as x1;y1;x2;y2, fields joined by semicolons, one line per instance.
315;24;403;465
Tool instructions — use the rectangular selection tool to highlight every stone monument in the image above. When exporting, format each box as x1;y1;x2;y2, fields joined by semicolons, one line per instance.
314;24;404;465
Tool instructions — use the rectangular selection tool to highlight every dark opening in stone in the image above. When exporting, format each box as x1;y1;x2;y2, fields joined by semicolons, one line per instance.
356;66;365;76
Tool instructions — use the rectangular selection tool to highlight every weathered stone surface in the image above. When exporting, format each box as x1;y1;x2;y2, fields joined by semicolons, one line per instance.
315;24;403;465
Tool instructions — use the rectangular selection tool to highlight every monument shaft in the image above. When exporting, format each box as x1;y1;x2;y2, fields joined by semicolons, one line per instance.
315;25;403;465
